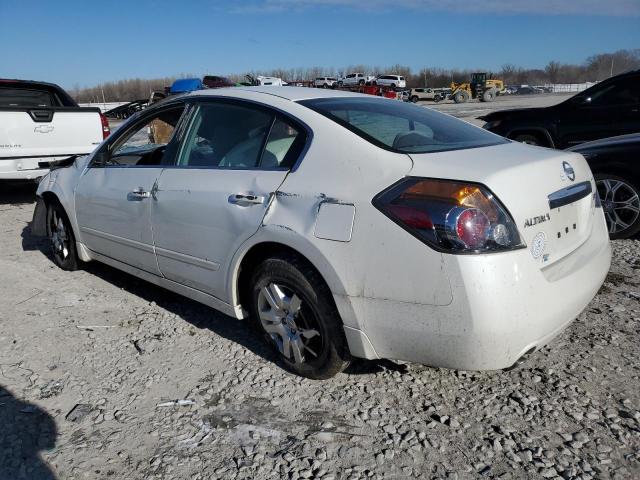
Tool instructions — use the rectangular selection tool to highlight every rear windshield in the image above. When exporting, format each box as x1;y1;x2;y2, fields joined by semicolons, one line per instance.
0;87;59;107
300;97;507;154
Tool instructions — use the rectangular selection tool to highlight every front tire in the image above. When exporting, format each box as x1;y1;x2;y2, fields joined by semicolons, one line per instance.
410;95;419;103
46;202;79;271
249;254;350;379
512;133;542;146
595;173;640;239
453;90;469;103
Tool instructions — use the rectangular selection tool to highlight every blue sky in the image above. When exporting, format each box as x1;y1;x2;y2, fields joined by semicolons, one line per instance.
1;0;639;89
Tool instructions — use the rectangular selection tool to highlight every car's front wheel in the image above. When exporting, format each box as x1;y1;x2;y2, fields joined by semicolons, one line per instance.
595;173;640;239
46;201;79;271
249;253;350;379
512;133;542;146
410;95;419;103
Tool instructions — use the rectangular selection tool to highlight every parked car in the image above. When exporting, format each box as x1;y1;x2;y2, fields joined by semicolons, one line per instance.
32;87;610;379
568;133;640;239
374;75;406;89
314;77;338;88
337;73;375;87
515;86;543;95
408;88;447;103
481;69;640;149
0;79;109;181
202;75;236;89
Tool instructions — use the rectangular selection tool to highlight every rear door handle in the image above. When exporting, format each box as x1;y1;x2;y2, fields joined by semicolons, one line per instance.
228;193;265;206
129;188;151;200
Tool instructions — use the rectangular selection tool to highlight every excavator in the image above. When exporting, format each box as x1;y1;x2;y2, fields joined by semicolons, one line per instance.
450;73;505;103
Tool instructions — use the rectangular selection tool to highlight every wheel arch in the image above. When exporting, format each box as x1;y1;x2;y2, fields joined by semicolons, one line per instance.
506;128;555;148
233;239;344;318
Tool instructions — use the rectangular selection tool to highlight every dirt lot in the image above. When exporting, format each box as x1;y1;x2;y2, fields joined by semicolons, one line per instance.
425;93;574;127
1;96;639;479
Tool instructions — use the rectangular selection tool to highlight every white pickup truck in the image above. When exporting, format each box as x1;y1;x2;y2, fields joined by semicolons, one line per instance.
0;79;109;181
337;73;375;87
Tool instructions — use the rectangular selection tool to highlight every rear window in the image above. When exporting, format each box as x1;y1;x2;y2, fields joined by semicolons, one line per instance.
300;97;507;154
0;87;59;107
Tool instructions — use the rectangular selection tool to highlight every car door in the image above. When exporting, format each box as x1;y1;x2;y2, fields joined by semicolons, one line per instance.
75;103;187;274
150;99;307;300
558;74;640;148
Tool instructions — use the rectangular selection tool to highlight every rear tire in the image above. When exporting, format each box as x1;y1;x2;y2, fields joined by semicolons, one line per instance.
482;88;497;102
410;95;419;103
594;173;640;239
248;253;350;379
46;201;79;271
358;80;365;86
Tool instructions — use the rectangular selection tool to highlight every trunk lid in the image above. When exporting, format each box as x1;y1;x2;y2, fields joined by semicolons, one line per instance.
408;141;597;267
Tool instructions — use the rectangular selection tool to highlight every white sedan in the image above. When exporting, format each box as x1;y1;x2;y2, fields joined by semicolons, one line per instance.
32;87;611;379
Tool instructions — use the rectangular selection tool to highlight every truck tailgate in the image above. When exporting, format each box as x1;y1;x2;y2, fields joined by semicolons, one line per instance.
0;107;103;158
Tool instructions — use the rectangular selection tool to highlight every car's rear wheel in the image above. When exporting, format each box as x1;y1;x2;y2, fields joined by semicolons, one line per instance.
595;173;640;239
46;202;79;271
358;80;365;86
249;254;350;379
410;95;419;103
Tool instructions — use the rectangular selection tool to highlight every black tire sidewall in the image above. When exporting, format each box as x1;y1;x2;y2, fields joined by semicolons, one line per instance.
46;202;78;271
249;255;349;379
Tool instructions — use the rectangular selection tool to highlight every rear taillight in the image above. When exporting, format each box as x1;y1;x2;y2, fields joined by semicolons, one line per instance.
100;113;111;139
373;177;525;254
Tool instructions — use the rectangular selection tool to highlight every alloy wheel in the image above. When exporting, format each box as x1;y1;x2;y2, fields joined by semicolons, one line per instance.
257;282;322;364
597;178;640;235
50;209;70;263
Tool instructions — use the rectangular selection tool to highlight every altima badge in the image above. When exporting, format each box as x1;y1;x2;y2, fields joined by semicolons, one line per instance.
562;161;575;182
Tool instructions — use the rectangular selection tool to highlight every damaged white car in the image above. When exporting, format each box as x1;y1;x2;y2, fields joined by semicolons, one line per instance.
32;87;611;379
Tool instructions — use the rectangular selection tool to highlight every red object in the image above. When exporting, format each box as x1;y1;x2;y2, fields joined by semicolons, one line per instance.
455;208;490;248
99;112;111;139
387;204;433;229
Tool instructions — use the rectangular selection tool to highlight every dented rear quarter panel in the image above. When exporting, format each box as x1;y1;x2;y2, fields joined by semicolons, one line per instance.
227;97;453;333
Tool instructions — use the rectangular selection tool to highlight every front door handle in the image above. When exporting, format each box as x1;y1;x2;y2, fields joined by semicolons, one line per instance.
129;188;151;200
228;193;265;206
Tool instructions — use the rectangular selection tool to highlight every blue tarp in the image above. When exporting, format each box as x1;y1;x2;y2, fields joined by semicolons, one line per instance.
170;78;203;94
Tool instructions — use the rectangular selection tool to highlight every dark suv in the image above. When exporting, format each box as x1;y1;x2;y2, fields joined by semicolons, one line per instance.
481;70;640;149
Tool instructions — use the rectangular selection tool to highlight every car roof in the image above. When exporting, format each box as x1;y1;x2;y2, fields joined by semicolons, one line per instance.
187;86;371;102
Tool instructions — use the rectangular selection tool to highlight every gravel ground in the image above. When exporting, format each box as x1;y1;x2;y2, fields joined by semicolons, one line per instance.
1;179;639;480
425;93;574;127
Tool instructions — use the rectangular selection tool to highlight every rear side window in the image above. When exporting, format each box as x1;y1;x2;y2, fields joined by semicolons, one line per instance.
0;87;58;107
300;97;507;154
177;102;304;169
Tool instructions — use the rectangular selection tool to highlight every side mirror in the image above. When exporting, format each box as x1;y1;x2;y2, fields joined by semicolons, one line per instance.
91;151;108;167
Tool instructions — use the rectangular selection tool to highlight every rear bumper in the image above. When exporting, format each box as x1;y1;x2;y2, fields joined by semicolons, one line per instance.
338;211;611;370
0;158;49;180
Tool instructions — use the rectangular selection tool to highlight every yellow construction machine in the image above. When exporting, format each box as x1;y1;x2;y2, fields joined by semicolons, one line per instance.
450;73;505;103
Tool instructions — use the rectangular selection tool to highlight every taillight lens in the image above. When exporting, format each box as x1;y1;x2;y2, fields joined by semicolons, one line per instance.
373;177;525;253
100;113;111;139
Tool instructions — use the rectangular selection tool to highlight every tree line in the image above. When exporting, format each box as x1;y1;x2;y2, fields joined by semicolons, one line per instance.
72;49;639;103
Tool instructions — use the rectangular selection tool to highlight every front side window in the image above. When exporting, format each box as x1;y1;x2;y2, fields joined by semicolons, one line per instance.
102;105;185;166
300;97;506;154
588;76;640;106
177;102;304;169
